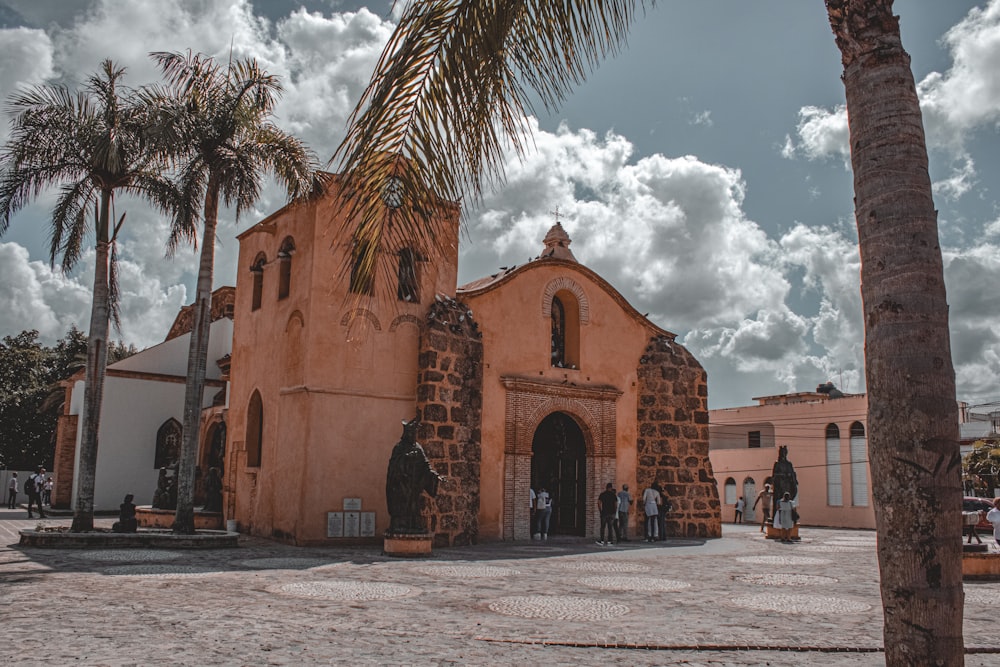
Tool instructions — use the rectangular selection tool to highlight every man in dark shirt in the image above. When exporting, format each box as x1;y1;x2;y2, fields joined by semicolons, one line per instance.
597;482;619;546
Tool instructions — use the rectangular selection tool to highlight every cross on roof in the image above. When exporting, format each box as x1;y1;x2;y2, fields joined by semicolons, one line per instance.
550;206;563;225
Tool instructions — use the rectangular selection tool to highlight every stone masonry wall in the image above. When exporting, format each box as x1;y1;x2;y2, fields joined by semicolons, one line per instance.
636;336;721;538
416;297;484;547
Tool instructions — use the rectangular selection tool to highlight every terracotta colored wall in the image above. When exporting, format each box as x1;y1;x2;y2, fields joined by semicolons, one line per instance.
709;393;875;530
226;184;460;544
460;259;720;540
52;399;78;509
635;336;720;538
415;297;483;547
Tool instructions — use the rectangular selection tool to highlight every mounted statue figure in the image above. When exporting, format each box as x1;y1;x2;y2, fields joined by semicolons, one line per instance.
385;418;444;534
770;445;798;519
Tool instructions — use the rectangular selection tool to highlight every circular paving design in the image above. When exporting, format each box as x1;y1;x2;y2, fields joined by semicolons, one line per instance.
415;565;519;578
733;573;837;587
65;549;182;562
552;560;650;573
731;593;871;614
489;595;630;621
276;580;413;601
796;545;866;553
964;587;1000;605
579;575;690;592
100;564;220;577
234;557;336;570
736;555;832;566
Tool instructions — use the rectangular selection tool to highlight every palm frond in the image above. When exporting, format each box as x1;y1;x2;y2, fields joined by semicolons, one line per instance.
108;234;122;332
334;0;650;297
50;178;95;270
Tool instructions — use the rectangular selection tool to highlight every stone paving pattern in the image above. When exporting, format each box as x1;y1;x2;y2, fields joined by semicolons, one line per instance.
2;509;998;666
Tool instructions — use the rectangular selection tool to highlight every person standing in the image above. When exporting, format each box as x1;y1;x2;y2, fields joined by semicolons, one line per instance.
753;484;773;534
43;476;53;506
536;487;551;540
7;472;17;509
655;482;670;541
777;491;794;543
734;496;745;524
987;498;1000;550
26;466;46;519
597;483;619;546
642;482;660;542
616;484;633;541
529;487;537;539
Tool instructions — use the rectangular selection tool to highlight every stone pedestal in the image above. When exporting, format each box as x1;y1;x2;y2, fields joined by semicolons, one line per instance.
135;506;224;530
383;532;433;557
765;524;800;540
963;551;1000;580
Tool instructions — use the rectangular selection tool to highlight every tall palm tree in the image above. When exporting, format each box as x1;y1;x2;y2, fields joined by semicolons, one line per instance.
0;60;179;532
335;1;962;662
149;51;317;534
826;2;962;663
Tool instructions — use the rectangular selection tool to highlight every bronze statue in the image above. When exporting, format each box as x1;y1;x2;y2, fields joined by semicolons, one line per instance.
112;494;138;533
385;418;444;534
152;467;177;510
203;467;223;513
770;445;798;519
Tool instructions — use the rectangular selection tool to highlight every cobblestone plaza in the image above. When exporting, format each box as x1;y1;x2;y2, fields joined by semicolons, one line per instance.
2;511;997;666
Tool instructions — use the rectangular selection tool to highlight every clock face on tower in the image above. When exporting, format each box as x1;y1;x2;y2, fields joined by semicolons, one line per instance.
381;176;405;209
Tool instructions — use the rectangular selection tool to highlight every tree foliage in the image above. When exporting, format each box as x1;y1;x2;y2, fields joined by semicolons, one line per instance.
963;439;1000;496
1;329;80;469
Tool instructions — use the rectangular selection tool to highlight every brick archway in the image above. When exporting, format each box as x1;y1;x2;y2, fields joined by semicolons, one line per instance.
501;376;621;539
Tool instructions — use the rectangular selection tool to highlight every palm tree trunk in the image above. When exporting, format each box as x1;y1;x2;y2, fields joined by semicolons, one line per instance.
173;179;220;534
826;2;963;664
71;190;112;532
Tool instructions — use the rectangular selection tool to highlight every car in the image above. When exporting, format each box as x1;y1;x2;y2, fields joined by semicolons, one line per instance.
963;496;995;532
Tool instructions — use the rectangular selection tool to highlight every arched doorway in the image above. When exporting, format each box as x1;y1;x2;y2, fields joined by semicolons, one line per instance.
531;412;586;535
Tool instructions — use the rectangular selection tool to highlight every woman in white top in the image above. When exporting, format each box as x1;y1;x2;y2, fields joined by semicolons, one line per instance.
987;498;1000;549
642;485;660;542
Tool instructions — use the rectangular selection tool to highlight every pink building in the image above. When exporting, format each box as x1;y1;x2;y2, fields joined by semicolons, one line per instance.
709;390;875;530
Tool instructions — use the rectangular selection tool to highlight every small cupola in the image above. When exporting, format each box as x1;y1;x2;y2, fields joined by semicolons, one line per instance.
542;221;577;262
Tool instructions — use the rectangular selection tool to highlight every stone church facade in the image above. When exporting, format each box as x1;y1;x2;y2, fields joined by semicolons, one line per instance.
225;178;721;545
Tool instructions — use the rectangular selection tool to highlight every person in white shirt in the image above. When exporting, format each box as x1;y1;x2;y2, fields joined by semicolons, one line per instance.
987;498;1000;550
7;472;17;509
535;487;552;540
27;466;47;518
642;484;660;542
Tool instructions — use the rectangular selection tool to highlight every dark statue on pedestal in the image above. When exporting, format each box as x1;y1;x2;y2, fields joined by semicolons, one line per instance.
202;466;223;513
152;467;177;510
770;445;798;519
112;494;138;533
385;418;444;534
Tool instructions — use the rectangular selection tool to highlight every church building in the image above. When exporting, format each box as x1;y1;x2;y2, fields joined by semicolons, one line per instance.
224;176;721;545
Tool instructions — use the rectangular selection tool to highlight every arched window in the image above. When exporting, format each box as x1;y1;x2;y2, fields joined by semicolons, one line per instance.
551;296;566;367
250;252;266;311
277;237;294;300
246;390;263;467
850;421;868;506
550;290;581;369
724;477;737;505
825;423;842;506
154;418;182;469
349;239;375;295
397;247;420;303
742;477;757;521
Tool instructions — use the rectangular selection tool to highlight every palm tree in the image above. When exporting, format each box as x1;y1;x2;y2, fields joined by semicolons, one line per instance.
825;3;962;663
0;60;179;532
335;1;962;662
149;51;317;534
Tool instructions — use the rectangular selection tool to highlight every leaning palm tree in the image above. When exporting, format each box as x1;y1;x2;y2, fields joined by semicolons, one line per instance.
0;60;179;532
335;1;962;663
149;51;317;534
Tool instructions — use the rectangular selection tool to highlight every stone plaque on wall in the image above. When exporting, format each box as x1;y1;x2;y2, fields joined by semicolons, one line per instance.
343;497;362;511
360;511;376;537
327;512;344;537
344;511;360;537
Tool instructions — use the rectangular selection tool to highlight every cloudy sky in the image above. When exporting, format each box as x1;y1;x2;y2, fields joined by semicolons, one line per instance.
1;0;999;410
